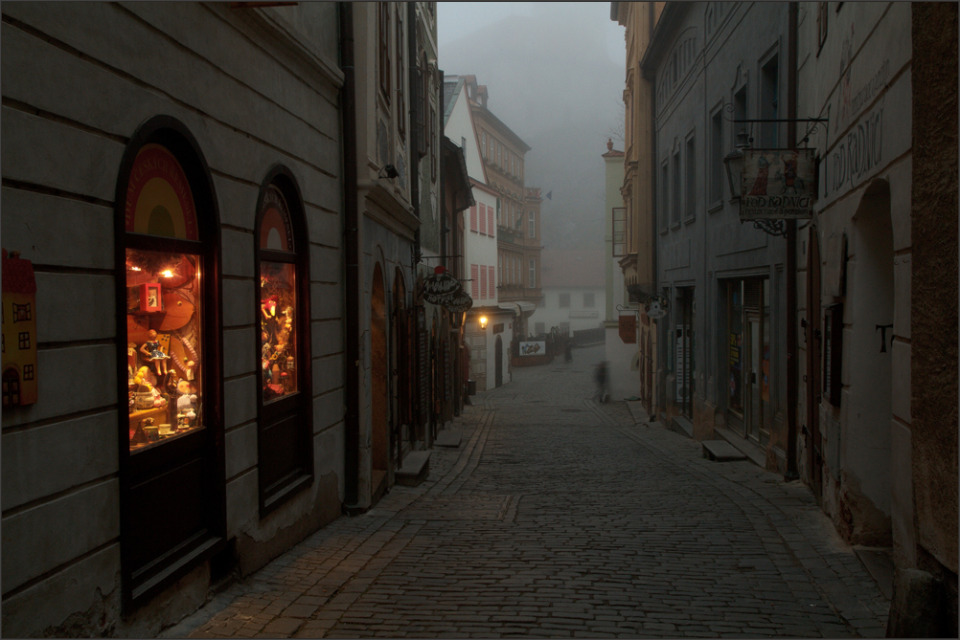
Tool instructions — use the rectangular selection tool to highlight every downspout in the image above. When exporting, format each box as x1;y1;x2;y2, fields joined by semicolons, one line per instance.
340;2;360;506
405;1;420;459
785;1;800;480
648;0;662;422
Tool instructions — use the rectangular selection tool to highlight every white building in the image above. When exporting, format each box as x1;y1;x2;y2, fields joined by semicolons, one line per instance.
443;75;515;392
536;249;606;344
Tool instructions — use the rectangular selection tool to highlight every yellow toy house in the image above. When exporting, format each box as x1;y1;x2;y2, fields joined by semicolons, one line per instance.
2;249;38;407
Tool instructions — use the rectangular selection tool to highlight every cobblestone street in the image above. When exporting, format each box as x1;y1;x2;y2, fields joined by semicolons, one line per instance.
165;345;890;639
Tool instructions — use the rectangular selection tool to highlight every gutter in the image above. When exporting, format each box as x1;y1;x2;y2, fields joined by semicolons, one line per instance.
340;2;360;506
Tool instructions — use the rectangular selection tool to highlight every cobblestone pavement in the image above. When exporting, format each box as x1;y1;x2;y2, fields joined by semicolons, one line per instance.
164;345;890;639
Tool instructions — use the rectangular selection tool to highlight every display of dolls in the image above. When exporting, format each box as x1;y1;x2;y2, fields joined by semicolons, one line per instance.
139;329;170;376
176;379;198;429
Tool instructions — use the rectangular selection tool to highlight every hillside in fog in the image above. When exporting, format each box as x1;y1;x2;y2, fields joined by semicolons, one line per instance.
439;5;625;251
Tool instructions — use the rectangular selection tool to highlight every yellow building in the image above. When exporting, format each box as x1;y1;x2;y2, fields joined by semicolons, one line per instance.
2;249;38;407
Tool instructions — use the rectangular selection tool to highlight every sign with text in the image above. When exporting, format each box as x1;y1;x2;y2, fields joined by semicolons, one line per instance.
739;148;817;221
519;341;545;356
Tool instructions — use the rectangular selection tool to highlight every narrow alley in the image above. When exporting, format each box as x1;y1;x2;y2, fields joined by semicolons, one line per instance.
164;345;889;639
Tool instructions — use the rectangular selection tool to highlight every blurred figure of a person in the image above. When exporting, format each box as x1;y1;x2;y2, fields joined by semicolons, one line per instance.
594;361;608;403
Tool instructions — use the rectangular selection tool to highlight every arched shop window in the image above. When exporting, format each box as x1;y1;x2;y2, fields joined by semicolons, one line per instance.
256;168;313;515
116;116;224;610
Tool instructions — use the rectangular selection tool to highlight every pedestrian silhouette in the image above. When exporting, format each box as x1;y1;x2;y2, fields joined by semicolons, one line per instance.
594;361;608;403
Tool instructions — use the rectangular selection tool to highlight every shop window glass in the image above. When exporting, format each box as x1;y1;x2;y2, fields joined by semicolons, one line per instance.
258;186;298;402
125;247;203;452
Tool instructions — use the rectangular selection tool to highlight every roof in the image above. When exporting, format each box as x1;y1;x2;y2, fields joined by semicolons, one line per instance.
540;249;605;289
442;77;463;127
2;249;37;295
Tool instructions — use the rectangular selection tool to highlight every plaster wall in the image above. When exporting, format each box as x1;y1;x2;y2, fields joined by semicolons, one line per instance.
796;1;914;548
1;3;345;635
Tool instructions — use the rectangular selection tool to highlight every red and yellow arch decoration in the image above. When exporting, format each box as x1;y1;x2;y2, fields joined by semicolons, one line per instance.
125;144;199;240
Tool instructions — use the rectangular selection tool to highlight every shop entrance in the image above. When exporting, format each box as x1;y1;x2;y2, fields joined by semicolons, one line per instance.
371;263;389;496
676;288;694;419
726;278;770;444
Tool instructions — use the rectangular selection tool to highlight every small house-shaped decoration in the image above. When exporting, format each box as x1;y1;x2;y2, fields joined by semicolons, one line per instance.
2;249;39;407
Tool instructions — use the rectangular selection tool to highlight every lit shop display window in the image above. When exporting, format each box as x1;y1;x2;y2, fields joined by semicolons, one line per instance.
260;262;298;401
126;248;203;452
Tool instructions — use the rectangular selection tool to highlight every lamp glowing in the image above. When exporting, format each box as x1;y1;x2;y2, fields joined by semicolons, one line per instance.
479;315;488;330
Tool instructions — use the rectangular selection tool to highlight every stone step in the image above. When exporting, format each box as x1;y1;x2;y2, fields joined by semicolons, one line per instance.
435;429;461;448
395;450;430;486
702;439;748;462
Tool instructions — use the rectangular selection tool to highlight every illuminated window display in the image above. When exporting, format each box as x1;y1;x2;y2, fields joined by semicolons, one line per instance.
258;185;298;402
260;261;298;400
126;248;203;452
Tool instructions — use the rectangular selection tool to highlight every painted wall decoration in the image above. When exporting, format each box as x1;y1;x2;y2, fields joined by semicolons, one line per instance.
125;144;199;240
2;249;39;407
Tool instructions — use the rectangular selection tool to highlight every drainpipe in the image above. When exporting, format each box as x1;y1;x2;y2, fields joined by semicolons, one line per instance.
340;2;360;506
785;1;800;481
407;1;421;459
648;0;662;423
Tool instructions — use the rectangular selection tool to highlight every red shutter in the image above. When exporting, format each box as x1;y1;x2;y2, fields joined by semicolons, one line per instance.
488;208;495;236
479;203;487;235
480;265;487;300
471;264;479;298
470;205;477;232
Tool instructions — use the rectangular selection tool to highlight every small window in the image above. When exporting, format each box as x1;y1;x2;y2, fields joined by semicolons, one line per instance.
612;207;627;257
17;332;30;350
23;364;34;381
710;109;724;206
672;150;682;227
528;258;536;288
528;210;536;239
685;135;696;222
559;293;571;308
258;185;299;403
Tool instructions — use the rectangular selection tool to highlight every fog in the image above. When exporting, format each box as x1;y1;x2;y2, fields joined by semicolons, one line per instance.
438;2;626;252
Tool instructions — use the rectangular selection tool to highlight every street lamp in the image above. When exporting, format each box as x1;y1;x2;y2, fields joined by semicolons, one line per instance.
723;128;751;203
479;315;488;330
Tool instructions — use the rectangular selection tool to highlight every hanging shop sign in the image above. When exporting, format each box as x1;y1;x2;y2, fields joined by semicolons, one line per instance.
444;290;473;313
618;314;637;344
739;148;817;221
421;266;463;305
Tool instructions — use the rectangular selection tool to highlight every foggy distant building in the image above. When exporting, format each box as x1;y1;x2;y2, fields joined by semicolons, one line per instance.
537;249;606;342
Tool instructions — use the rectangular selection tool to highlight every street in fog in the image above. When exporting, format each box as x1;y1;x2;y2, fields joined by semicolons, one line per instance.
166;345;888;639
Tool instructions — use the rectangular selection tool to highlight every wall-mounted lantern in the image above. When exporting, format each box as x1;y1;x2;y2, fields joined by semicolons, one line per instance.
479;315;488;330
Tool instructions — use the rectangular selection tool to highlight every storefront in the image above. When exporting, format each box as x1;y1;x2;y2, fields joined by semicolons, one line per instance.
723;277;772;446
116;117;225;609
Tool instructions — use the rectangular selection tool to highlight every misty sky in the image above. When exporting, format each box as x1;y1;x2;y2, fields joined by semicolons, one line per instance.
438;2;626;253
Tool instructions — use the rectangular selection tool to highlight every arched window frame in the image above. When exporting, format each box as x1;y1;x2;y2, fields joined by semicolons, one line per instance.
113;115;225;611
254;167;313;516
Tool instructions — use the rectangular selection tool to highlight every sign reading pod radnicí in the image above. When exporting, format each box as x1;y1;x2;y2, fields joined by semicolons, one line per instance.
740;149;817;220
421;269;462;305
